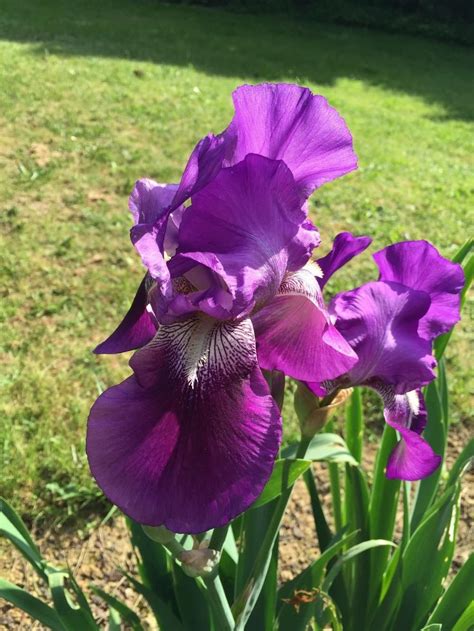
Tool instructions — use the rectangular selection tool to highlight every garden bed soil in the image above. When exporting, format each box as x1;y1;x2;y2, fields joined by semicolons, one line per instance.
1;422;472;629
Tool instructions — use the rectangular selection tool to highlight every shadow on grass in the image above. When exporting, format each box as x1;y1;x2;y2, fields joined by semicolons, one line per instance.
1;0;473;122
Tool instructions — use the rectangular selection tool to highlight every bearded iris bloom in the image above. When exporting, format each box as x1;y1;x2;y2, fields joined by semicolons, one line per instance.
87;84;359;533
309;234;464;481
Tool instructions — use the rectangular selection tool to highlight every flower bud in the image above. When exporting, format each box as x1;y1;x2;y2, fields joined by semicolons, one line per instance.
295;383;352;438
179;547;221;578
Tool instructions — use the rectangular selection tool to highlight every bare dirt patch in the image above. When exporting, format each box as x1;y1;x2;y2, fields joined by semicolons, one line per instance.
29;143;61;168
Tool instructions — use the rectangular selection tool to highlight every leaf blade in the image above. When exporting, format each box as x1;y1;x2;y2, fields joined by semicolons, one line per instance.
251;459;311;509
0;578;65;631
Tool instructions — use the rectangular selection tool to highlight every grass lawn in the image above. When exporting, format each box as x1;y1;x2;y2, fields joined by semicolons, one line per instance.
0;0;472;522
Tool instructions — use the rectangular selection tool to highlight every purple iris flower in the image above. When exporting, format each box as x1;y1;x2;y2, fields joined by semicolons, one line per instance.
309;235;464;481
87;83;358;533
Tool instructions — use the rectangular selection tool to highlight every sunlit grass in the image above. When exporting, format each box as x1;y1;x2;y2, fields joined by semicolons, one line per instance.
0;0;472;519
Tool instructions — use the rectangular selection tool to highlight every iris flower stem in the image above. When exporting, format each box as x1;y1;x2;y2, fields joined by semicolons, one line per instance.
203;572;235;631
233;435;311;629
155;530;234;629
209;524;229;552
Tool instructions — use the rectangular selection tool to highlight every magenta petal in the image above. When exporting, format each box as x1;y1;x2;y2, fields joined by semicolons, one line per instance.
331;281;436;392
129;179;178;226
386;428;441;480
287;218;321;271
94;276;157;354
227;83;358;197
87;317;281;533
317;232;372;288
171;133;235;210
374;240;464;340
375;386;441;480
252;269;357;382
129;180;182;297
175;154;305;317
130;216;170;290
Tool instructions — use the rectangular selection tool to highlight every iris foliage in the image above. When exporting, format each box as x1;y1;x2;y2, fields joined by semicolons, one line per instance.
1;282;473;630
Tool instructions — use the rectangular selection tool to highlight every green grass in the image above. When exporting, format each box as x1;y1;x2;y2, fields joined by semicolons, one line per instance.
0;0;472;520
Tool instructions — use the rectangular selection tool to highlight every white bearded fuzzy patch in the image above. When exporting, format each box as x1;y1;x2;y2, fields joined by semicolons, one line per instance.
153;315;256;390
406;390;420;419
304;260;324;278
278;267;325;311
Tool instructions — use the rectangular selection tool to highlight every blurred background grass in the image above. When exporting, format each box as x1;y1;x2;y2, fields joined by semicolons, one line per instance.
0;0;472;523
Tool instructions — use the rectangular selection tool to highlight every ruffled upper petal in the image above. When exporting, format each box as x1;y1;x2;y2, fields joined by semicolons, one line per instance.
373;240;464;340
252;268;357;382
87;316;281;533
170;133;236;210
330;281;436;392
174;154;307;317
317;232;372;288
129;179;178;225
225;83;358;198
94;275;157;354
374;384;441;480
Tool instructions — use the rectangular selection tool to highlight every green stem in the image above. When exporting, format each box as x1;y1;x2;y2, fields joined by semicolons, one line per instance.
160;531;234;630
165;539;185;557
203;572;235;631
209;524;229;552
233;436;311;629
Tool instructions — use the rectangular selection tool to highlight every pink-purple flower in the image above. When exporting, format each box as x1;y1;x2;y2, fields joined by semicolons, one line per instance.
309;235;464;481
87;83;358;533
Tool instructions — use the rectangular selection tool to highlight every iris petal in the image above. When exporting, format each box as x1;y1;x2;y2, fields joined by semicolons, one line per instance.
94;276;157;354
375;385;441;480
129;180;184;298
87;316;281;533
171;133;235;210
252;268;357;382
226;83;358;198
330;281;436;392
174;154;306;317
317;231;372;288
373;240;464;340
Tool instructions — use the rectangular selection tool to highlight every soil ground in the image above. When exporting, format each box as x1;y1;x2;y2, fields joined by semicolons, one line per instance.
1;422;472;629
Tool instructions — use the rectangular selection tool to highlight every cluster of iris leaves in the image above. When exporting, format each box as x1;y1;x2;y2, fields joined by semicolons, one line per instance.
1;240;473;631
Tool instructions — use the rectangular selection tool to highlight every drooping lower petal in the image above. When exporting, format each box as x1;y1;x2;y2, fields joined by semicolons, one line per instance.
374;385;441;480
94;275;157;354
317;231;372;288
225;83;358;198
373;240;464;340
87;316;281;533
330;281;436;392
174;154;306;317
252;268;357;382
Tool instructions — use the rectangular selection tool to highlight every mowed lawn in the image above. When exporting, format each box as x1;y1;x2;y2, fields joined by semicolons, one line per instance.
0;0;473;520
